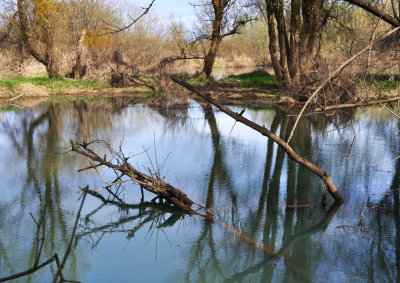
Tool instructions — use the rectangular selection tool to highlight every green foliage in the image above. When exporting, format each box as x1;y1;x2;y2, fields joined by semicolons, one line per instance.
0;76;104;92
225;70;278;89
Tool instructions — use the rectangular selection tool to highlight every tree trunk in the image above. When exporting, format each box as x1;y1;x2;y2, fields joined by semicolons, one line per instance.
266;1;283;83
70;30;87;79
264;0;327;88
288;0;301;80
46;43;60;79
17;0;60;78
200;1;225;80
274;0;292;84
201;36;222;80
171;75;345;203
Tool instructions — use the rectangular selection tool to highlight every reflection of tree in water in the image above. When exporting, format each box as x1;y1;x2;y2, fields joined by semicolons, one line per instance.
74;191;186;249
3;100;397;282
182;103;240;282
374;135;400;282
181;107;353;282
150;103;190;134
0;102;111;280
0;105;68;280
71;103;241;282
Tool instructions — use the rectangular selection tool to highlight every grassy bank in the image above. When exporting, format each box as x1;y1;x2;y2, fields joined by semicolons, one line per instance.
224;70;278;90
0;76;104;95
0;75;155;101
176;70;280;105
2;70;399;108
358;72;400;91
178;69;278;89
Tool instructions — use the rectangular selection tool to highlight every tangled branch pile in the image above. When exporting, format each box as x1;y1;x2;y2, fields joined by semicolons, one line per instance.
70;140;212;219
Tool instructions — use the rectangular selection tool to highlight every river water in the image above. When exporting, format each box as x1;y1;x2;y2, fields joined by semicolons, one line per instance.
0;99;399;282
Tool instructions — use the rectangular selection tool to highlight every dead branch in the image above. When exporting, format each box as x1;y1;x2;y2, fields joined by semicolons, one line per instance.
170;75;344;203
336;205;380;232
313;96;400;112
69;140;210;218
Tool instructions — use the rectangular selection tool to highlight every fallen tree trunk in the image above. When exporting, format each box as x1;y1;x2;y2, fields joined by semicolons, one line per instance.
70;140;210;218
170;75;344;203
314;96;400;112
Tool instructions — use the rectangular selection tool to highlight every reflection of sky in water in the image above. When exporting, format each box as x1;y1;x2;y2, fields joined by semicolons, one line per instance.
0;102;399;282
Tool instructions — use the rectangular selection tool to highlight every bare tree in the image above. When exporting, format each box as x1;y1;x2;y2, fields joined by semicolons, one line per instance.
253;0;331;87
16;0;60;78
193;0;255;80
344;0;400;27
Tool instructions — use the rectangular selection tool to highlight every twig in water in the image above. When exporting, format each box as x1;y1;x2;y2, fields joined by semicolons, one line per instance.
52;187;89;283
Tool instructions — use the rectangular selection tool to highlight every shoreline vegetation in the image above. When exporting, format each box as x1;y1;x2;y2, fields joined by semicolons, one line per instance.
1;68;400;111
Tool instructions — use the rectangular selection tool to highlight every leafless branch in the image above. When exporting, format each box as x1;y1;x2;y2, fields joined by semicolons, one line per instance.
96;0;155;36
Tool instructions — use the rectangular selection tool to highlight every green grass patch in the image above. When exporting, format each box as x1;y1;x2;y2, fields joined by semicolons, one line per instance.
0;76;104;92
0;105;20;112
177;72;209;87
358;72;400;91
225;70;278;89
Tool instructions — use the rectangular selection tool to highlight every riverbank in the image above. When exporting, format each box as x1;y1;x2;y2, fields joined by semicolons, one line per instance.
0;75;156;110
0;76;154;97
184;70;400;107
2;70;400;110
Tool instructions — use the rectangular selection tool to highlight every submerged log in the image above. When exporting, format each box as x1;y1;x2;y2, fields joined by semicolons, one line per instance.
70;140;208;217
170;75;344;203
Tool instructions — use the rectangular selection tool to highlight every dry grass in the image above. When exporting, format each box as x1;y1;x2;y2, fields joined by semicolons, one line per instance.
0;86;10;98
15;83;50;97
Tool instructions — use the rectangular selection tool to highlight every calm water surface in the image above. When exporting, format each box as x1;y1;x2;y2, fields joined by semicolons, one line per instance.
0;99;399;282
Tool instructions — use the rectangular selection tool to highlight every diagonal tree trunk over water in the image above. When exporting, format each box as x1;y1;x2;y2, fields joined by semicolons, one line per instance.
170;75;344;203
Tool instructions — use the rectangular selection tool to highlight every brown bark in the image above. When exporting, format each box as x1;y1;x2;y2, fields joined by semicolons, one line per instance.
200;0;227;80
274;0;292;84
201;30;222;80
17;0;60;78
69;30;87;79
264;0;327;87
266;1;283;82
289;0;301;79
171;75;345;203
